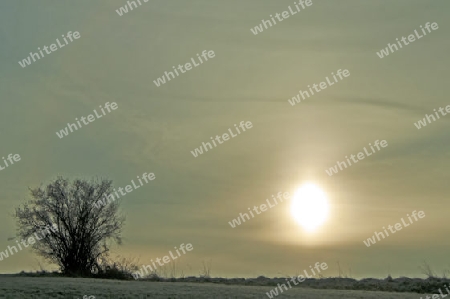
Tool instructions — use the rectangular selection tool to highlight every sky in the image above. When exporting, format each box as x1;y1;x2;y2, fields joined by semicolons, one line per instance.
0;0;449;278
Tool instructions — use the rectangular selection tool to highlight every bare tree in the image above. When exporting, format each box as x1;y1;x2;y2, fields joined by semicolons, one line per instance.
14;176;125;276
419;260;436;278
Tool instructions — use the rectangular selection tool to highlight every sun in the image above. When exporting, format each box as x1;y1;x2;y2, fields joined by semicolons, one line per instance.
290;182;329;232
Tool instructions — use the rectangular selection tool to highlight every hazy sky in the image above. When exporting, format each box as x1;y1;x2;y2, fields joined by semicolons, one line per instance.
1;0;449;278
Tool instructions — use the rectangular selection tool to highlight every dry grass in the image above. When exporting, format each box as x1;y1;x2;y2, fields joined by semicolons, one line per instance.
0;276;438;299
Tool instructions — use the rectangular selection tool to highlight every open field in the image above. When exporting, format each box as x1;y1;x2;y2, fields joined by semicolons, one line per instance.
0;277;431;299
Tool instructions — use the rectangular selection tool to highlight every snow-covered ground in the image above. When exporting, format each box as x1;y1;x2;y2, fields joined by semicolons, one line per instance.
0;276;428;298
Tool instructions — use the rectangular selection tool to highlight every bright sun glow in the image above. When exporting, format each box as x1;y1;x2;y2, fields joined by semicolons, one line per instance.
290;183;329;232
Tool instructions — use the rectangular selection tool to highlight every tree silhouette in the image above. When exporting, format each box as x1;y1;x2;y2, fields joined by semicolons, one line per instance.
14;177;125;276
